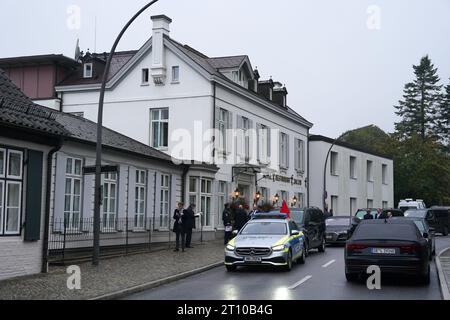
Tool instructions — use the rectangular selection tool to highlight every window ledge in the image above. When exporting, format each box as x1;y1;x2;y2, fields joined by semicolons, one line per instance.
141;83;150;87
171;81;180;85
350;177;357;180
330;173;339;177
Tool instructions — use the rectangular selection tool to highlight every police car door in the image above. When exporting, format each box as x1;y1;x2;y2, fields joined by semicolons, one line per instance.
289;221;302;257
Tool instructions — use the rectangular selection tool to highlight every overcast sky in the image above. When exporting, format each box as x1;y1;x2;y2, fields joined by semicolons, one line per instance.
1;0;449;137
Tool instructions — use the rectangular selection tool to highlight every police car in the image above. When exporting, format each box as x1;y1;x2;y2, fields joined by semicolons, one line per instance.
224;213;306;272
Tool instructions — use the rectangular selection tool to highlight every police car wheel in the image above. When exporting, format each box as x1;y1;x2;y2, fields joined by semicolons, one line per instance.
284;251;293;271
318;237;326;253
226;265;237;272
298;246;306;264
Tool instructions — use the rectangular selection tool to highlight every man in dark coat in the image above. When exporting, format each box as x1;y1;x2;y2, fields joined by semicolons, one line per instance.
234;205;248;231
364;209;374;220
173;202;185;252
183;203;196;248
222;203;233;245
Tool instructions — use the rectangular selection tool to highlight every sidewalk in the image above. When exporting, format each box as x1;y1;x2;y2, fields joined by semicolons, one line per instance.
436;248;450;300
0;240;225;300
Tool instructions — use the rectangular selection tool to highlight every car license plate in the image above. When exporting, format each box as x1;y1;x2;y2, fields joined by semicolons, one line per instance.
244;256;262;263
371;248;396;254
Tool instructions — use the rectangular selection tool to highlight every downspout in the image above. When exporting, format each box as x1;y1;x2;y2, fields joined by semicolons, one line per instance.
41;138;63;273
307;129;310;207
212;82;217;164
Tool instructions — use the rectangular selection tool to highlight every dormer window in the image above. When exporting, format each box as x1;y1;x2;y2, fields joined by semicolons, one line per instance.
83;63;93;78
232;71;239;83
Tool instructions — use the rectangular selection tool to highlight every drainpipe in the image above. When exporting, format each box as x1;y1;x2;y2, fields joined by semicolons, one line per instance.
212;82;217;164
181;164;190;204
41;138;63;273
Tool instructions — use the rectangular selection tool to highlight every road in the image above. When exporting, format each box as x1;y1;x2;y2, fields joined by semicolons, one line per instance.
125;236;450;300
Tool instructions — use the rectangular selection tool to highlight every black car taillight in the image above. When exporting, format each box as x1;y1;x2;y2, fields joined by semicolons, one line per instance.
346;243;367;253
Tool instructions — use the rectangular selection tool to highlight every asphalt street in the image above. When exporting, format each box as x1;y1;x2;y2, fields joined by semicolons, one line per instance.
125;236;450;300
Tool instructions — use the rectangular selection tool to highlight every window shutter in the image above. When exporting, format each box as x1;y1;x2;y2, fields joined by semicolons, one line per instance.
267;127;271;158
127;167;136;220
53;152;67;232
215;107;221;154
294;139;299;171
256;123;261;162
170;174;177;221
82;158;95;232
236;115;243;160
146;170;156;230
301;140;305;172
24;150;44;241
226;111;233;154
286;134;290;168
279;133;283;167
117;165;128;219
154;172;162;229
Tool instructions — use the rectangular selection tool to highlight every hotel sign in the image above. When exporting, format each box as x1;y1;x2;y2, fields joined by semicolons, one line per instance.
263;174;302;186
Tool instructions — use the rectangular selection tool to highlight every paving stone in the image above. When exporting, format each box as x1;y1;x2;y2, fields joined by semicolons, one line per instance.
0;240;225;300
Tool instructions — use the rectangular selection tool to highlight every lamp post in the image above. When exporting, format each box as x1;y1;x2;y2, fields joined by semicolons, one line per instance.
254;191;261;205
93;0;159;266
273;193;279;207
322;133;346;213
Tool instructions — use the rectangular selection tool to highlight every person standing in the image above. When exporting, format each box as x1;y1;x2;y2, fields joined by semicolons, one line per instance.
222;203;233;245
364;209;374;220
234;204;248;231
183;203;196;248
173;202;185;252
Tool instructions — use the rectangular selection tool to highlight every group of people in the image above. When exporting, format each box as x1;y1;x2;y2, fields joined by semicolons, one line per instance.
172;202;197;252
222;203;260;245
362;209;393;220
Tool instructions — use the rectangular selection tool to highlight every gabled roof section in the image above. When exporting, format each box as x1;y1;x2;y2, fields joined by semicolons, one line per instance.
207;55;248;70
0;68;68;136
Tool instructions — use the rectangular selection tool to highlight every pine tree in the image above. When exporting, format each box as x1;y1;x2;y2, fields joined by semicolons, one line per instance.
395;56;442;141
436;79;450;146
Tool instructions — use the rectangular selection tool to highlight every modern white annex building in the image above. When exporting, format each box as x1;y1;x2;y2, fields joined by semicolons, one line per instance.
308;135;394;215
53;15;313;232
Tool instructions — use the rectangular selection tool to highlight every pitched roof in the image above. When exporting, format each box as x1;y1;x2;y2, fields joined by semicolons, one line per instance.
0;54;79;68
0;68;68;136
0;68;179;164
206;55;248;69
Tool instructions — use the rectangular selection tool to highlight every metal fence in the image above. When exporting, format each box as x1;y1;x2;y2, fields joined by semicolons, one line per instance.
48;217;173;264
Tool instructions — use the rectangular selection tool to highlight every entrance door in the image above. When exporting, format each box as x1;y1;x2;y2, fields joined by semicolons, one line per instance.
238;184;251;206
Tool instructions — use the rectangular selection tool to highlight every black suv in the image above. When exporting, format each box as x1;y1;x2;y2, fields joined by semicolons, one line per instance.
290;207;326;255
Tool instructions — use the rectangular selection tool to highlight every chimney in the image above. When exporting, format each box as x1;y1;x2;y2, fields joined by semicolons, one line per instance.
272;82;288;108
151;15;172;85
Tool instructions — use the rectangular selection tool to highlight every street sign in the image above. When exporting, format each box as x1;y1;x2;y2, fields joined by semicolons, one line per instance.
83;165;118;175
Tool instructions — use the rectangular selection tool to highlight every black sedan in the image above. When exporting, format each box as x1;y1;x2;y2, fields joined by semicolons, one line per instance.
345;219;430;284
325;216;352;245
404;217;436;260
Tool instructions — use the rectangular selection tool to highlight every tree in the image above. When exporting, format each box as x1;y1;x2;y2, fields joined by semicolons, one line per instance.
395;56;442;141
436;79;450;147
340;125;391;155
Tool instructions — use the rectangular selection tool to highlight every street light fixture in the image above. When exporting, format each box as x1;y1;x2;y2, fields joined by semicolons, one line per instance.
254;191;261;205
273;193;279;206
92;0;159;266
234;188;240;199
292;195;298;207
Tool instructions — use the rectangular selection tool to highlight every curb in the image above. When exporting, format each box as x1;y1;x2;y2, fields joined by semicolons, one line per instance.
90;261;224;300
435;247;450;301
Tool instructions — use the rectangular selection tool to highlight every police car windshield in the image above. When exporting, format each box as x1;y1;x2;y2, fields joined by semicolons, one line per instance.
241;222;287;235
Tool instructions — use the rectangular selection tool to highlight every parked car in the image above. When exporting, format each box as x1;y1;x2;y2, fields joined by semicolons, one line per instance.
325;216;352;245
345;219;430;284
224;217;306;272
398;199;426;212
405;207;450;236
377;208;404;219
267;207;326;255
403;217;436;259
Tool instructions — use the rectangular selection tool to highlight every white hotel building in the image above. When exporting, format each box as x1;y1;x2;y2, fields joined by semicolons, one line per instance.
52;15;313;233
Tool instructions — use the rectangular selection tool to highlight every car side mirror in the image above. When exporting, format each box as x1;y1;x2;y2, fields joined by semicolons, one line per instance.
423;232;429;239
291;230;300;236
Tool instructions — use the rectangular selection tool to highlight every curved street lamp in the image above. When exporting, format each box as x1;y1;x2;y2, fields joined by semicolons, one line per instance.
93;0;160;266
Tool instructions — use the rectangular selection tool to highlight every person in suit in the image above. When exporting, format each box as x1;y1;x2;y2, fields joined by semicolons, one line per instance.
173;202;185;252
222;203;233;245
364;209;374;220
234;205;248;231
183;203;196;248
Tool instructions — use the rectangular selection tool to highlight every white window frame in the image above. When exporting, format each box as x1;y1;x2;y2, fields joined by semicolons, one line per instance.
257;124;270;164
260;187;269;204
200;178;213;228
382;164;388;185
159;174;170;229
4;181;22;235
64;157;83;231
241;117;250;162
350;156;357;180
217;181;227;228
135;170;147;229
142;68;149;85
171;66;180;83
330;151;338;176
7;150;23;180
0;180;3;234
367;160;374;182
0;148;5;178
150;108;169;149
367;199;374;208
218;109;228;154
294;139;305;173
102;173;118;232
83;63;93;78
280;133;289;169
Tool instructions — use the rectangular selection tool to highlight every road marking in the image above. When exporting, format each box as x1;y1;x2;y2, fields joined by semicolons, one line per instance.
322;259;336;268
288;275;312;290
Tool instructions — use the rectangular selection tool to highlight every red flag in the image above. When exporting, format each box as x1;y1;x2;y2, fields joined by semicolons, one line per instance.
280;200;291;218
